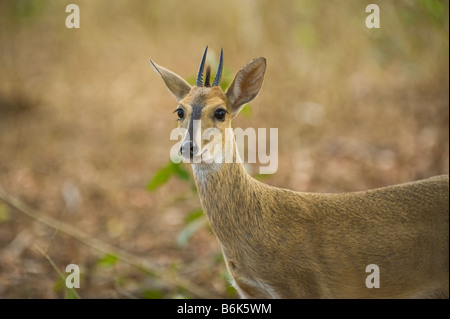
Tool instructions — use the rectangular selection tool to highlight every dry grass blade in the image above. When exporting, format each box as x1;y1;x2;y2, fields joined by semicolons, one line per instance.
33;244;81;299
0;188;221;299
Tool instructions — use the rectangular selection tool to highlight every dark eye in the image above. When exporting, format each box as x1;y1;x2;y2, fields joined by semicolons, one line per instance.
214;109;227;121
176;108;184;120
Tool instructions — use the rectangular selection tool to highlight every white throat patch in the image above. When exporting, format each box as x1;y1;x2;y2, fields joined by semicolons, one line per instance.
192;162;222;187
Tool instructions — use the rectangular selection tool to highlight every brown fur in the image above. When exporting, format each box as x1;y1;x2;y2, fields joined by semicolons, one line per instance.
150;53;449;298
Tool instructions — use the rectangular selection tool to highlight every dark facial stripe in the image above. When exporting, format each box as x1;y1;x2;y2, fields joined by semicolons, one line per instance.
191;104;203;120
188;104;203;143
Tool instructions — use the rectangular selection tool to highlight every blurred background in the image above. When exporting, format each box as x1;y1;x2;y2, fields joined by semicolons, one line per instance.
0;0;448;298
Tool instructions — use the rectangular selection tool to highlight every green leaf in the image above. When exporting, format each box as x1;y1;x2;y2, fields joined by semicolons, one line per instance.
240;104;252;117
220;271;238;298
185;75;196;86
54;276;81;299
172;162;191;181
147;163;174;191
147;161;192;192
13;0;46;19
53;277;65;293
65;287;80;299
176;219;206;248
183;209;204;224
419;0;446;24
219;67;234;91
142;289;164;299
252;173;270;181
0;203;10;222
97;254;119;268
297;24;317;48
214;252;225;264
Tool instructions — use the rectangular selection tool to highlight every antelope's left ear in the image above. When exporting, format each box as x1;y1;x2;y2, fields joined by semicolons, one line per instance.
225;57;266;116
150;59;192;101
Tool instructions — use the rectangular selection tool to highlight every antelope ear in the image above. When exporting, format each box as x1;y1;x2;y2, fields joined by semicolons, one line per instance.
150;59;192;101
225;57;266;116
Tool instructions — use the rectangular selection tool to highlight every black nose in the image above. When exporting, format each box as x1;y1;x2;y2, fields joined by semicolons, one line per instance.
180;141;199;156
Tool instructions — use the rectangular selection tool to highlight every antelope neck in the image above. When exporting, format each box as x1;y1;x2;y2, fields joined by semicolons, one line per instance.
192;161;255;209
192;160;251;191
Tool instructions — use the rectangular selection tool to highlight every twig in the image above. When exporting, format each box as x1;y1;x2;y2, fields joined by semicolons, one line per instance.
34;244;81;299
0;188;221;299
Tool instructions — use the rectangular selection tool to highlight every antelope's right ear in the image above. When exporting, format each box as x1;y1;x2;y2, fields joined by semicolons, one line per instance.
150;59;192;101
225;57;266;117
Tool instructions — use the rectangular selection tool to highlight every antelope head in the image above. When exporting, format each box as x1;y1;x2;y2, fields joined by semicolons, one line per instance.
150;46;266;166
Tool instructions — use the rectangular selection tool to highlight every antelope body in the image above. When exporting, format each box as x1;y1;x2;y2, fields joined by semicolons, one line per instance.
150;47;449;298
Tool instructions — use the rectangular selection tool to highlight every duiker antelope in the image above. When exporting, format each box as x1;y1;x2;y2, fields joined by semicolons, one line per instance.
150;47;449;299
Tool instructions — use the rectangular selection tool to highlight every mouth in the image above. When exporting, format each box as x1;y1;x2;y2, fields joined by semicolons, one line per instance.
180;152;201;162
180;144;220;163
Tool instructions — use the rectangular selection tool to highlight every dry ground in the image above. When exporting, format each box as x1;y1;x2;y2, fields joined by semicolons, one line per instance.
0;0;448;298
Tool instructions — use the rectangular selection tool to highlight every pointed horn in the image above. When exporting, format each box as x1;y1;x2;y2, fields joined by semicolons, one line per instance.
213;48;223;87
196;46;208;87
